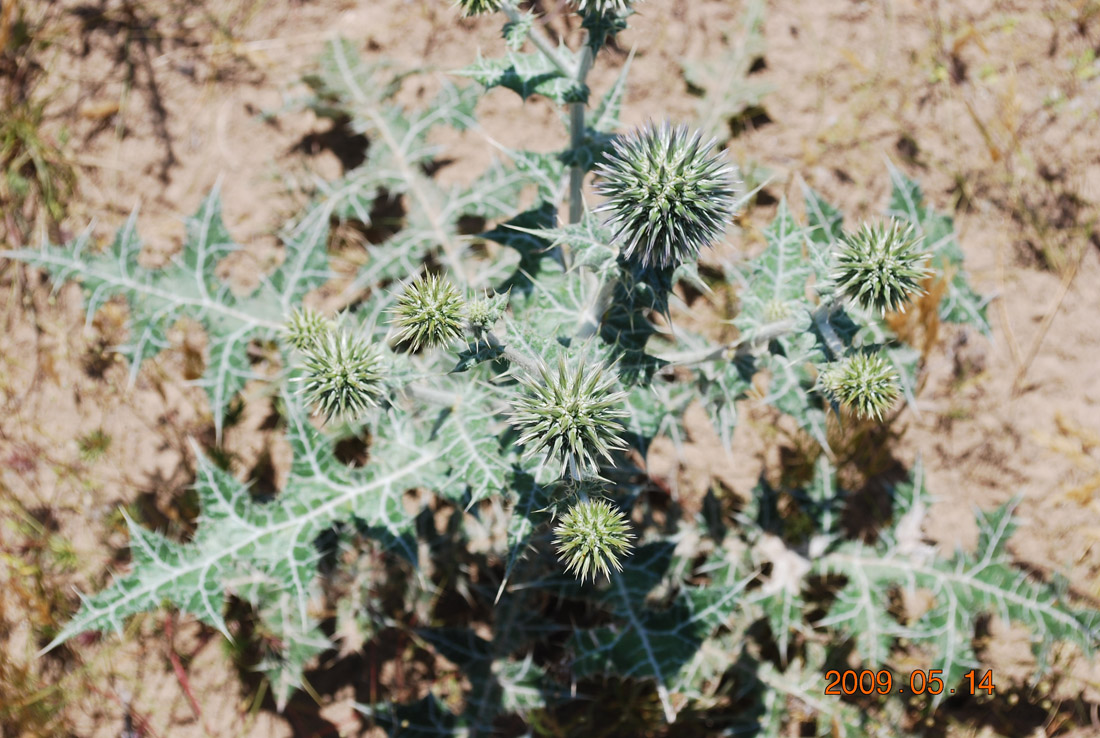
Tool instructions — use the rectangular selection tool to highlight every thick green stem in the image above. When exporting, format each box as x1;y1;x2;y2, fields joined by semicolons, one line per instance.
500;3;594;268
568;43;595;230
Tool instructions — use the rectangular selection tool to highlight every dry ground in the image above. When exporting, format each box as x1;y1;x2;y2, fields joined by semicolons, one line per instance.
2;0;1099;736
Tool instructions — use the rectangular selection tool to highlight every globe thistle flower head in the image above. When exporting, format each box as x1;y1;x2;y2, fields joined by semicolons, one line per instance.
392;274;466;351
595;122;739;270
832;220;931;314
282;307;334;353
554;498;635;583
819;353;900;421
572;0;635;15
509;359;628;479
296;330;385;423
453;0;502;16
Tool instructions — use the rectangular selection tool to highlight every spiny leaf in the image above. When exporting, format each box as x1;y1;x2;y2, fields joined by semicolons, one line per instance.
41;393;446;655
304;39;526;287
885;161;991;334
4;189;330;440
432;380;514;506
681;0;773;143
734;200;815;339
571;542;754;723
457;48;585;105
815;477;1100;702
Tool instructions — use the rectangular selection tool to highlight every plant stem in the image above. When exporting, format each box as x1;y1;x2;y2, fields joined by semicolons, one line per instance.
486;330;540;375
500;3;576;77
575;272;618;339
404;382;465;408
812;303;845;361
568;43;594;230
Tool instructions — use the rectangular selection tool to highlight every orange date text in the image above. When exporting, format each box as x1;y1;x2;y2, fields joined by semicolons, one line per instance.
823;669;996;696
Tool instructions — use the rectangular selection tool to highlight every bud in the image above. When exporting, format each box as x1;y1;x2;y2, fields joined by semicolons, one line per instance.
392;274;466;351
509;359;628;478
831;220;931;314
554;498;635;583
282;307;334;353
296;330;385;423
464;291;507;335
595;122;739;270
818;353;901;421
453;0;502;16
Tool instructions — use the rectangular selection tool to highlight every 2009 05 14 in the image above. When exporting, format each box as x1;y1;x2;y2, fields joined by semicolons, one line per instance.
824;669;996;695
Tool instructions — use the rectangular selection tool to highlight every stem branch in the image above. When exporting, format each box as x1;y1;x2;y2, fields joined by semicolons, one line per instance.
487;330;541;375
501;3;576;77
657;295;847;367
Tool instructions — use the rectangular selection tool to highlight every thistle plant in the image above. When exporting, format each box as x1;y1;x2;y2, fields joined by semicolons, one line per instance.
6;4;1096;736
463;290;506;336
282;306;333;352
553;498;634;582
596;122;739;270
454;0;502;16
573;0;636;15
819;352;901;421
391;273;466;351
296;329;385;422
509;358;628;479
832;219;931;314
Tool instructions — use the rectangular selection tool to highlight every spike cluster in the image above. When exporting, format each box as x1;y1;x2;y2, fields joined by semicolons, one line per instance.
554;499;635;583
832;220;931;314
392;274;466;351
465;292;507;335
595;122;739;270
509;359;628;478
282;307;334;353
453;0;502;16
296;331;385;422
572;0;635;14
819;353;901;421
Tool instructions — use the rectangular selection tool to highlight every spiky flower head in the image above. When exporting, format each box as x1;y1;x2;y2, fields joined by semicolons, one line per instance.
296;330;385;422
453;0;502;16
595;122;739;270
819;353;901;421
392;274;466;351
282;307;334;353
554;499;635;583
832;220;931;314
572;0;635;14
510;359;628;479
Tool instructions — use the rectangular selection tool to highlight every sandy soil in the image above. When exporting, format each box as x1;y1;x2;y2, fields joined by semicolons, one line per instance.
2;0;1099;736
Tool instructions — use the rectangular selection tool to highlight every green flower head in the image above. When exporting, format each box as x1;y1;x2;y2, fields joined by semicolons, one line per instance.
453;0;502;16
509;359;628;479
296;330;385;423
554;499;635;583
282;307;334;353
819;353;901;421
832;220;931;314
572;0;635;14
392;273;466;351
595;122;739;270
